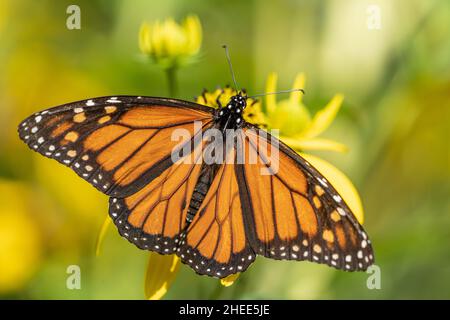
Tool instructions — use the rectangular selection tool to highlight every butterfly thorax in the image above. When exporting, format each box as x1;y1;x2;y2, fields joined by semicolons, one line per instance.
215;94;247;131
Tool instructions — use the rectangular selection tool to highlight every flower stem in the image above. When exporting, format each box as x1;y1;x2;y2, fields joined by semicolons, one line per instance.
165;67;178;96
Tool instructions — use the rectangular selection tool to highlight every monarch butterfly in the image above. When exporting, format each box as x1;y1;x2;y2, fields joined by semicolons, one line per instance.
17;50;374;278
18;92;374;278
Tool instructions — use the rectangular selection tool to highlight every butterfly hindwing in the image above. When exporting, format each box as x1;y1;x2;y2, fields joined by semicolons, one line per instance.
177;148;256;278
18;96;213;198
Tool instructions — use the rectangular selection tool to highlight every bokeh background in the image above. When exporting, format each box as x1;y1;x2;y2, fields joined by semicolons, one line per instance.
1;0;449;299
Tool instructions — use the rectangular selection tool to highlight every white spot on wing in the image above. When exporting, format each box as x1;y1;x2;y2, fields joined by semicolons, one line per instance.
337;207;346;216
107;97;121;103
318;177;328;187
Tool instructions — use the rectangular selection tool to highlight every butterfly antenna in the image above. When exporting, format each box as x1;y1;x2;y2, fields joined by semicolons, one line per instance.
248;88;305;99
222;45;239;92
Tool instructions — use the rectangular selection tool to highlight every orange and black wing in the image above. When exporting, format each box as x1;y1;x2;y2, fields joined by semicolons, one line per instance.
176;147;256;277
108;134;207;255
236;127;374;272
18;96;213;198
110;143;256;276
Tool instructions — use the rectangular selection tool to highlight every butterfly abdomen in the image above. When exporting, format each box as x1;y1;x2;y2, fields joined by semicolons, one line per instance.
186;164;218;223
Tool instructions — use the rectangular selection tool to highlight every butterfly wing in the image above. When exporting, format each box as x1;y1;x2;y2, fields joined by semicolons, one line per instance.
236;127;374;271
108;132;207;255
18;96;214;198
177;147;256;278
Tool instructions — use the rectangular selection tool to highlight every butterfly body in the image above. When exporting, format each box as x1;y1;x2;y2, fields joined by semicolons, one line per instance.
183;94;248;227
186;164;218;224
215;93;247;130
185;93;248;226
18;95;374;278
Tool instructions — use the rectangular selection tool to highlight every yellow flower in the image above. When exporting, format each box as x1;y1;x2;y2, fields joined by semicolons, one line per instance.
265;72;364;223
139;15;202;70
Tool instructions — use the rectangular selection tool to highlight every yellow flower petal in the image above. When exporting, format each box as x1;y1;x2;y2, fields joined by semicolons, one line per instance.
144;253;180;300
300;153;364;224
265;72;278;114
302;94;344;138
220;273;240;287
138;22;152;54
268;99;311;136
151;20;163;57
289;73;306;104
95;215;111;257
183;15;202;55
264;72;311;136
281;136;348;153
164;18;185;57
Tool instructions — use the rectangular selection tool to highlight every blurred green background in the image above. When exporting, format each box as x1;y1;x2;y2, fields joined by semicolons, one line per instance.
1;0;449;299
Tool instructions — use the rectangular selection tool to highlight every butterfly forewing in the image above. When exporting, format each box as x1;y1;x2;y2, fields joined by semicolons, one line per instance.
18;96;214;198
108;125;210;255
